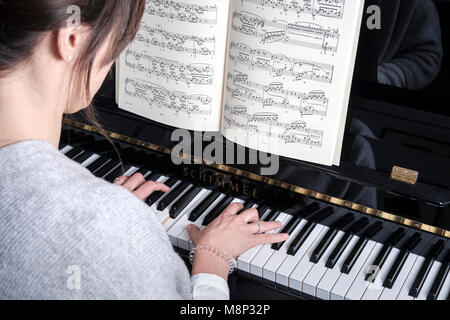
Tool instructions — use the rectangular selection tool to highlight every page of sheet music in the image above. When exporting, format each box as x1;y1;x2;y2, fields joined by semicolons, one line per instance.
221;0;365;165
117;0;230;131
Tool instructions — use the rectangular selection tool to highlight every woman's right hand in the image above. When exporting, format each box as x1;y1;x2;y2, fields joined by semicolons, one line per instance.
187;203;289;280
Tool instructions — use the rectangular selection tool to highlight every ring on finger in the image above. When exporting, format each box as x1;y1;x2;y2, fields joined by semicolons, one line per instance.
253;222;263;234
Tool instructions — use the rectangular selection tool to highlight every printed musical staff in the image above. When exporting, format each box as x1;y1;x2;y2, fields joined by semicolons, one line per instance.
223;104;323;147
226;72;329;117
136;23;216;56
232;10;340;53
229;42;334;83
124;78;213;115
241;0;346;19
125;49;214;85
146;0;218;25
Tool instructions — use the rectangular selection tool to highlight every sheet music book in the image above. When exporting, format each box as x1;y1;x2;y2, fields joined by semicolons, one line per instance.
116;0;365;166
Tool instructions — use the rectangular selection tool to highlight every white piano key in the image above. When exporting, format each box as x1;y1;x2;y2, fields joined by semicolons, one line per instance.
345;242;384;300
80;154;100;168
237;209;282;274
276;223;325;288
379;253;419;300
396;255;426;300
302;230;345;297
289;226;331;293
262;219;308;282
415;261;442;300
361;247;401;300
60;145;73;154
437;269;450;300
177;191;223;251
249;214;292;278
330;240;376;300
316;236;360;300
166;189;210;246
124;166;139;177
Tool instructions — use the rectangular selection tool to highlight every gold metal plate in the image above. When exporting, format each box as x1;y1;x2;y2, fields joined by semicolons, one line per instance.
391;166;419;185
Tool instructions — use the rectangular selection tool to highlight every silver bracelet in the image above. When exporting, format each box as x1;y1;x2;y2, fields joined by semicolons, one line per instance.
189;244;238;274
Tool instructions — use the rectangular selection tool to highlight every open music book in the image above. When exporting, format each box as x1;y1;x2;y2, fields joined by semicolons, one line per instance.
116;0;365;166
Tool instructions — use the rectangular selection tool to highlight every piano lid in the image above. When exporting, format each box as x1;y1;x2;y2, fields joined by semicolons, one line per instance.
69;0;450;236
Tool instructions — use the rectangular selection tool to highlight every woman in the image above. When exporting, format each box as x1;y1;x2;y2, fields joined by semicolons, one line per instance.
0;0;288;300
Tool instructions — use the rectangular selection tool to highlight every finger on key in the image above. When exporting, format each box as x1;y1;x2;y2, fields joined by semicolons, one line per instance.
221;203;244;216
133;181;171;201
113;176;128;186
122;173;146;191
240;208;259;223
248;220;282;235
253;232;289;246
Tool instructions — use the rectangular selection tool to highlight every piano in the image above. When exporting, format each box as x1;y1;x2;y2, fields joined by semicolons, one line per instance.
60;0;450;300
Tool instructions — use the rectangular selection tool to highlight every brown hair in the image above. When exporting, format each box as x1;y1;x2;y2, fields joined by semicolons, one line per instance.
0;0;145;115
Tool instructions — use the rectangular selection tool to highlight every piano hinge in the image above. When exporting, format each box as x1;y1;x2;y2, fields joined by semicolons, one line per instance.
391;166;419;185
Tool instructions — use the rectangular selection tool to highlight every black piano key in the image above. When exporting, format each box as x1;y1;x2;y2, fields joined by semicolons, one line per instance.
264;209;282;222
65;147;85;160
409;239;445;298
104;164;132;183
148;171;162;182
146;176;178;206
286;206;334;256
383;232;422;289
93;159;120;178
287;221;315;256
271;216;302;251
365;227;406;281
427;250;450;300
74;151;94;164
257;204;270;220
325;217;369;269
271;203;321;251
202;195;234;226
86;156;111;174
157;180;191;212
189;190;221;222
310;213;354;263
169;186;202;219
341;221;383;274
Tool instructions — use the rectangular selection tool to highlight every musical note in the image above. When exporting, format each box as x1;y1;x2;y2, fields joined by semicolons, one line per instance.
146;0;218;25
136;23;216;56
124;78;213;116
223;104;323;147
229;42;334;83
231;10;340;53
226;72;329;117
241;0;346;19
125;49;214;85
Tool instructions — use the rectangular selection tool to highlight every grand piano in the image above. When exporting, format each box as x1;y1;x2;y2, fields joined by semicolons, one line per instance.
59;0;450;300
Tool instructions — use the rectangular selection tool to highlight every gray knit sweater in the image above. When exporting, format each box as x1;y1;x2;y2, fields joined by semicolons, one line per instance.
0;140;196;300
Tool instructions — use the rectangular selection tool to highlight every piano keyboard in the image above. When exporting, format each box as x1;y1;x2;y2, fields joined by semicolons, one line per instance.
59;141;450;300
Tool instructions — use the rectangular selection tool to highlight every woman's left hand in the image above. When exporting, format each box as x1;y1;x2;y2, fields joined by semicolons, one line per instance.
113;173;170;201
